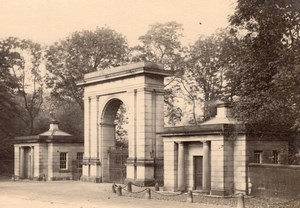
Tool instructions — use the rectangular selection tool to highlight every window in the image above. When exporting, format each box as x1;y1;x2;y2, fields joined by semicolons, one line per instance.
77;152;83;169
60;152;68;169
272;150;280;164
254;151;263;164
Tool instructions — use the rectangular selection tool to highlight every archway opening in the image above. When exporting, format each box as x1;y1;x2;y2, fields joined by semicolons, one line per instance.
102;98;128;183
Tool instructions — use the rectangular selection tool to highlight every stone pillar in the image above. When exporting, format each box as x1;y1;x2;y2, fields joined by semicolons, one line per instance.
30;146;34;179
177;142;185;191
20;147;24;178
82;97;91;180
202;141;211;193
14;146;20;178
163;141;178;191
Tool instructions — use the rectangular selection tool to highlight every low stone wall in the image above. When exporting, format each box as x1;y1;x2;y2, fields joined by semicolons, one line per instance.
248;163;300;198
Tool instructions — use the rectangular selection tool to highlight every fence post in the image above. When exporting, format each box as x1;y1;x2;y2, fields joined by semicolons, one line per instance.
127;182;132;192
144;188;151;199
187;190;193;203
112;183;116;193
237;193;245;208
117;186;122;196
155;182;159;191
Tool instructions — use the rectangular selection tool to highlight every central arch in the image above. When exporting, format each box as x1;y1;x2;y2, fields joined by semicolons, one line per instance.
101;98;128;183
78;62;173;185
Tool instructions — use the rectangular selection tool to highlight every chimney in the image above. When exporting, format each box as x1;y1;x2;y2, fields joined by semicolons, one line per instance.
49;120;60;131
216;101;232;118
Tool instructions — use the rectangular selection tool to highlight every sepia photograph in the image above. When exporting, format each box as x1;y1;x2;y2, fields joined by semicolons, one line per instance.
0;0;300;207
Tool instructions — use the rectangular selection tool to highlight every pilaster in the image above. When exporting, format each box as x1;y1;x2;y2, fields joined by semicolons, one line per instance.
177;142;185;191
202;141;211;193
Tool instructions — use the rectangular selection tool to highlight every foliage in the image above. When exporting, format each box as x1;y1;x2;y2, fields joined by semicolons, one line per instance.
0;37;44;135
0;39;19;137
5;38;43;134
229;0;300;131
180;29;240;123
133;21;184;69
115;104;128;148
132;22;186;125
45;27;129;110
44;96;84;139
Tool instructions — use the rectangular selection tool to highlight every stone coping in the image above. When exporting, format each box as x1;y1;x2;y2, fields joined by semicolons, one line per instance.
158;124;245;137
14;135;83;144
77;62;174;86
159;124;299;139
249;163;300;169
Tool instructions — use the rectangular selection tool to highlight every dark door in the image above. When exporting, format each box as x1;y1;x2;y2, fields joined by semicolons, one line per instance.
194;156;203;190
108;147;128;183
23;147;31;179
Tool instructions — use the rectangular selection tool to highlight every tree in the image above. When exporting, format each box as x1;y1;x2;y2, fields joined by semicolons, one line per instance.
0;37;44;135
132;22;186;125
41;96;84;140
45;27;129;110
0;40;19;136
229;0;300;131
181;29;241;123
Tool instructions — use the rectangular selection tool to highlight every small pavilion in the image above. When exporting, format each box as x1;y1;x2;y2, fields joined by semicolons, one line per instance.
14;120;84;181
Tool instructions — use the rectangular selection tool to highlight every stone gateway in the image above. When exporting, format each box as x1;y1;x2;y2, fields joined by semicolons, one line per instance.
77;62;173;185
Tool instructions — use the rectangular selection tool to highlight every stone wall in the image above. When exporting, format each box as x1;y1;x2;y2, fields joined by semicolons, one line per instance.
248;163;300;198
48;143;83;180
247;140;289;164
233;135;247;194
38;143;48;179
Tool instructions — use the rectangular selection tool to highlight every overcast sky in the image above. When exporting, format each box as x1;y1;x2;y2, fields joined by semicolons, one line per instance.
0;0;236;46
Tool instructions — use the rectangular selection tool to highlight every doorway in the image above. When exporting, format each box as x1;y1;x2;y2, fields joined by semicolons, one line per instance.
23;147;32;179
194;156;203;190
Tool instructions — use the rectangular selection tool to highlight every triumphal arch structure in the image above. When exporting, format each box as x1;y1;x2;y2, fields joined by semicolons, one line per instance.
77;62;172;185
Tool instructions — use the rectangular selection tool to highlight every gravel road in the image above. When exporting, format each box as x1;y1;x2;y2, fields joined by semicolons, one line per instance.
0;180;299;208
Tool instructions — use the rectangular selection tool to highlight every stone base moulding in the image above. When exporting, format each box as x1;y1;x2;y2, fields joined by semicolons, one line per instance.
124;178;156;187
80;176;102;183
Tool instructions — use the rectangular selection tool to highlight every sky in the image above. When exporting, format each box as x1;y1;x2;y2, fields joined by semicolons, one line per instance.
0;0;236;46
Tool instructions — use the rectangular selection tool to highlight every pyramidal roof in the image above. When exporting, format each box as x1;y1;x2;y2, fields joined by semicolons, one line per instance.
39;120;72;137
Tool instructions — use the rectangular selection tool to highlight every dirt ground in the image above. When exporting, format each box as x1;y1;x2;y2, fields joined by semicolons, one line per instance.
0;179;299;208
0;180;231;208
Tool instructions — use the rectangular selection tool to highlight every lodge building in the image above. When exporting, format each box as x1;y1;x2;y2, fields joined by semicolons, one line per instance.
14;120;83;181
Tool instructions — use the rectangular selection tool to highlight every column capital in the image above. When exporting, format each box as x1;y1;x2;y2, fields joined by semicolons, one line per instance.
88;95;99;100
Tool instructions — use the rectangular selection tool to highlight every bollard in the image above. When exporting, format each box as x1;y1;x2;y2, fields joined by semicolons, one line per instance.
116;186;122;196
236;193;245;208
112;183;116;193
127;182;132;192
155;182;159;191
186;190;193;203
144;188;151;199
